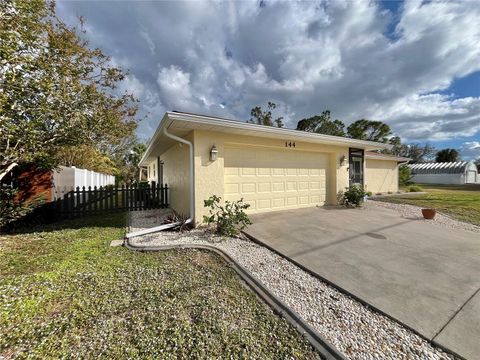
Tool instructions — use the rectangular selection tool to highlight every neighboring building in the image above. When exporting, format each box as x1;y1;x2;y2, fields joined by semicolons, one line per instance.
408;161;478;185
4;165;115;204
140;111;409;223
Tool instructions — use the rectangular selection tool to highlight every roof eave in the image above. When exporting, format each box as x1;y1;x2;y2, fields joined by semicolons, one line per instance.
167;111;393;150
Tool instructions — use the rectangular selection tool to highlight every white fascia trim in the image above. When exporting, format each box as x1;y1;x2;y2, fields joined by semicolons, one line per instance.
365;154;411;162
167;112;393;150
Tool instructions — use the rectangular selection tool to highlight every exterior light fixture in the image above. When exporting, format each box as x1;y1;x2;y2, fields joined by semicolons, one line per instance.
340;155;346;166
210;145;218;161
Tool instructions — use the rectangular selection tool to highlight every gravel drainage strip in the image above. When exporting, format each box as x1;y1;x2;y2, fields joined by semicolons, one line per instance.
127;210;459;360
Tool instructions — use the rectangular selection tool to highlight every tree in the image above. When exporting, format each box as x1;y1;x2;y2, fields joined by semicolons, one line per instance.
436;148;460;163
347;119;392;143
115;139;147;185
248;102;283;127
296;110;346;136
55;145;118;174
398;165;412;186
0;0;138;182
389;142;436;163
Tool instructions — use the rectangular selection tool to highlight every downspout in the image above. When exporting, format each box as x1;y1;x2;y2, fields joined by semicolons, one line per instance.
125;127;194;238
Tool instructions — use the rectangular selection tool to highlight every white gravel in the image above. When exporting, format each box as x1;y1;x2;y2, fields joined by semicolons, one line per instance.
369;200;480;233
128;210;458;360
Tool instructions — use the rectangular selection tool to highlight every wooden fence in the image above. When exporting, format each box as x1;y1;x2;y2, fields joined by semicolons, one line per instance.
54;183;169;219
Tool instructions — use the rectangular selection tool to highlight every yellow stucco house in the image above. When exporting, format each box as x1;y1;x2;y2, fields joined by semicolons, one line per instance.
140;111;410;224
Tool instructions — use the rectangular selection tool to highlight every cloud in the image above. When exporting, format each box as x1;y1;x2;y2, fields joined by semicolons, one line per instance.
56;0;480;142
460;141;480;160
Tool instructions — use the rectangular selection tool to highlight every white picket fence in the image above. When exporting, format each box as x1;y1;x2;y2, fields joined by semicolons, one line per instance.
53;166;115;199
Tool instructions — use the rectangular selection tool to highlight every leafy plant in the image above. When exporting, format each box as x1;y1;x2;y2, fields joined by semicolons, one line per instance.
203;195;252;237
0;185;32;228
339;185;367;207
163;211;191;232
408;185;423;192
399;165;413;186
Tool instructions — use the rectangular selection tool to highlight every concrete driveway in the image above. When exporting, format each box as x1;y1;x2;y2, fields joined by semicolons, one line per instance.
244;205;480;360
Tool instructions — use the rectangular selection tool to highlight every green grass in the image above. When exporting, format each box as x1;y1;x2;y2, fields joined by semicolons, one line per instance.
0;213;319;359
379;183;480;226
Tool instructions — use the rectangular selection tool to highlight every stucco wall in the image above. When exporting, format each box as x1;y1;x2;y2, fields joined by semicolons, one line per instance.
192;130;350;223
160;136;191;217
365;159;398;193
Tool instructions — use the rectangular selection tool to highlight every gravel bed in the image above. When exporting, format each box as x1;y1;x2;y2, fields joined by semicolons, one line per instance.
128;210;458;360
369;200;480;233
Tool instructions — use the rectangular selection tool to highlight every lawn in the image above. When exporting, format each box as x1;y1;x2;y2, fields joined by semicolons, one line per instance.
379;183;480;226
0;213;319;359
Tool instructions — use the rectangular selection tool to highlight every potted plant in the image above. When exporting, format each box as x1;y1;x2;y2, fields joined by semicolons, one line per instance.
421;208;436;220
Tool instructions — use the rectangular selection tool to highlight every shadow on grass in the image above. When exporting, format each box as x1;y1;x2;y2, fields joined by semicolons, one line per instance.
2;210;126;236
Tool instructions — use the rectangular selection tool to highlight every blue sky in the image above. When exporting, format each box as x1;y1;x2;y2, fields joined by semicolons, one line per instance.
57;0;480;160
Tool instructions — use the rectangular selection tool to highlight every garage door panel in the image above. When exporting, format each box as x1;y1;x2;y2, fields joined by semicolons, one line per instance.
257;182;271;192
224;183;239;194
224;145;328;213
258;168;270;176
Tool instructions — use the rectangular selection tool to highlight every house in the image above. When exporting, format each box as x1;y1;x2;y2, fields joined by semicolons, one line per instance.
140;111;410;223
408;161;478;184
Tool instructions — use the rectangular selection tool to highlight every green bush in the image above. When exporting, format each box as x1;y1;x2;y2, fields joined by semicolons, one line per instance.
203;195;252;237
408;185;423;192
339;185;367;207
0;185;32;229
399;165;412;186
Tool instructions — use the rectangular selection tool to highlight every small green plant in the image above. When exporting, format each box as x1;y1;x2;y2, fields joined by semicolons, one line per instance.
339;185;367;207
203;195;252;237
408;185;423;192
366;191;373;197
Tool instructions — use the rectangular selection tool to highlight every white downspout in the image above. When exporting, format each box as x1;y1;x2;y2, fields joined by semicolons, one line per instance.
125;127;194;238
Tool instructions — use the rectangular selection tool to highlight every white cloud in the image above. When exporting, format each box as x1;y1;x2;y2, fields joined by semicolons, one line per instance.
57;0;480;142
460;141;480;160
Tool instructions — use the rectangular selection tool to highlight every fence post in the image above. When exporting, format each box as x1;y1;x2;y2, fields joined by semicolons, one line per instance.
164;184;168;208
87;186;92;215
72;187;78;218
99;186;104;213
93;186;98;214
121;185;125;210
81;186;86;217
126;184;130;211
114;186;120;210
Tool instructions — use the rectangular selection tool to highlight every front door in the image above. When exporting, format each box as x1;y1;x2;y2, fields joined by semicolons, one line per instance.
349;148;364;187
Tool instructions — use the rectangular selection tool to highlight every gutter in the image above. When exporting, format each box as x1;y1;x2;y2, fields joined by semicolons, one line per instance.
125;126;195;238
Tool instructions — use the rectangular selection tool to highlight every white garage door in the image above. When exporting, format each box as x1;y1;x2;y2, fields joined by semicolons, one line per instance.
224;145;328;213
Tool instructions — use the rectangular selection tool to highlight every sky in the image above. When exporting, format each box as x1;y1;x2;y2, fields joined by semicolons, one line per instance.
57;0;480;160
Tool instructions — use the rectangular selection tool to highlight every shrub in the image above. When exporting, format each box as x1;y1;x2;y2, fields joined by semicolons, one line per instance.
399;165;412;186
339;185;367;207
162;211;191;232
408;185;423;192
366;191;373;197
203;195;252;237
0;184;33;229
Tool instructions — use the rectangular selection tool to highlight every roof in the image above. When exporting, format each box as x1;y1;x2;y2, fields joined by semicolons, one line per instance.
408;161;476;174
365;151;411;162
140;111;393;165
